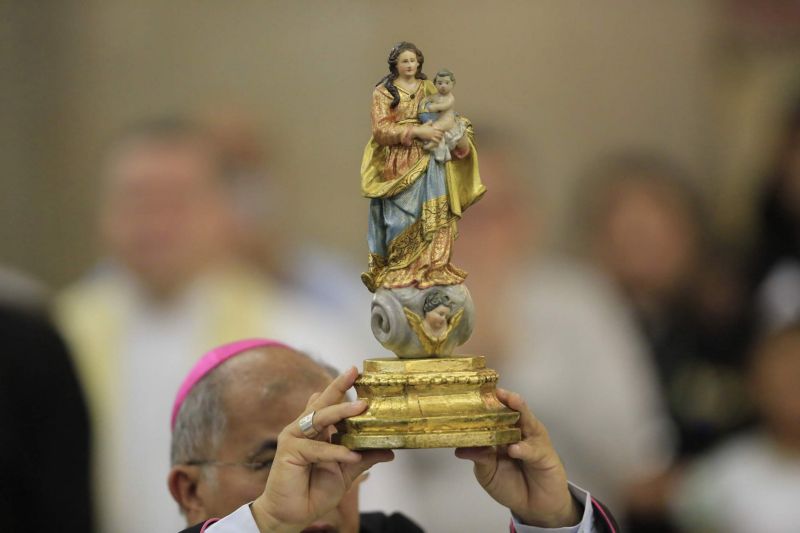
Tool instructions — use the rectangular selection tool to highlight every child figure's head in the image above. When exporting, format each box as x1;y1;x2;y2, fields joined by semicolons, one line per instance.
422;290;452;334
750;321;800;445
434;69;456;96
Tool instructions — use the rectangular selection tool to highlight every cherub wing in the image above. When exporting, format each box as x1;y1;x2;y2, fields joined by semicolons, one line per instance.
403;307;436;354
444;308;464;338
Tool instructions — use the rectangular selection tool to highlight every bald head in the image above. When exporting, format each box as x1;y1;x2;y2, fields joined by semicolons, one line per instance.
169;346;335;523
171;346;332;467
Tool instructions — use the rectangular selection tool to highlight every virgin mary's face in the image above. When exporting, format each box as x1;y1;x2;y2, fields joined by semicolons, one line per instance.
396;50;419;79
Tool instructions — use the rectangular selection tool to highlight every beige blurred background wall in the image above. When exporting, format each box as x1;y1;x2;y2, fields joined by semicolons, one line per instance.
3;0;799;288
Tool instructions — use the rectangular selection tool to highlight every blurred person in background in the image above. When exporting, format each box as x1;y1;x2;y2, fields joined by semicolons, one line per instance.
578;153;752;529
671;321;800;533
0;267;93;532
372;132;674;531
54;116;363;532
199;107;367;313
581;154;751;451
750;96;800;333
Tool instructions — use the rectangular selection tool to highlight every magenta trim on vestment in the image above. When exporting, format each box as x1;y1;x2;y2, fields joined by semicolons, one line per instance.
171;338;290;430
592;497;617;533
199;518;219;532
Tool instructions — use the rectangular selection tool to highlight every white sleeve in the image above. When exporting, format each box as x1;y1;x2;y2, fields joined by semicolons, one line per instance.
204;503;260;533
512;483;596;533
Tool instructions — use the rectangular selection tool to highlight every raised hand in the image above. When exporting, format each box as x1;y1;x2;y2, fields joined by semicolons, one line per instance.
455;388;580;528
251;367;394;533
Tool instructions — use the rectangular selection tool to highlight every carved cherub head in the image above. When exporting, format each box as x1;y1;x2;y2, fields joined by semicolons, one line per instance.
422;290;452;337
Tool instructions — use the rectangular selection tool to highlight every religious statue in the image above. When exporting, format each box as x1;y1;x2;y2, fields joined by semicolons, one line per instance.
360;41;484;295
337;42;520;450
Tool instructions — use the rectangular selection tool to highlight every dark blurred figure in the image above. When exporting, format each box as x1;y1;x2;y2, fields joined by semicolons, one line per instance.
582;154;751;452
751;98;800;332
0;270;92;532
578;153;753;530
672;321;800;533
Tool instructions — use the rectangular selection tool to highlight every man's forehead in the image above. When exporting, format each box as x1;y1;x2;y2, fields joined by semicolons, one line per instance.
221;347;331;377
222;377;325;443
214;350;333;455
219;349;331;410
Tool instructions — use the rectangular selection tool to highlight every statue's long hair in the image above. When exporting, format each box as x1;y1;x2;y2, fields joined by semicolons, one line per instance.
376;41;426;109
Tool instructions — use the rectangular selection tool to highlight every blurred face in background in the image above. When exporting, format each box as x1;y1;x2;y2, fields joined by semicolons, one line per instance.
100;137;235;297
593;177;699;308
751;330;800;444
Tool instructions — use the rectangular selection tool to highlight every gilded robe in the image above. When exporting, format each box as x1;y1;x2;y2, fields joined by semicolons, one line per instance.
361;79;485;292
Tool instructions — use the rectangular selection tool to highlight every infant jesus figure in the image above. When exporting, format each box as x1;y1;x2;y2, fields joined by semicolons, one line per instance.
418;69;467;162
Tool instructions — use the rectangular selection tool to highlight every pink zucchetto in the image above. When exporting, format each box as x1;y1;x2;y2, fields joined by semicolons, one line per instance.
171;338;291;430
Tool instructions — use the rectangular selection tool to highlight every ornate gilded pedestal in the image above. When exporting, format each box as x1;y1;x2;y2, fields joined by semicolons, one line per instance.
339;356;520;449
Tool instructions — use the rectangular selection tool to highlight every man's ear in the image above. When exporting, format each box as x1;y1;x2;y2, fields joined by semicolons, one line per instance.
168;465;207;524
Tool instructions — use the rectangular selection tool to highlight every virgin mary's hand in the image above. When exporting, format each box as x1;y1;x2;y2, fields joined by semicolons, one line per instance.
250;368;394;533
455;389;581;528
414;124;444;144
